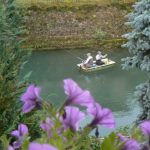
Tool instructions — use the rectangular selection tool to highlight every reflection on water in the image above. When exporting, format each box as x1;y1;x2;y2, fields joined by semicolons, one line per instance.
20;48;147;135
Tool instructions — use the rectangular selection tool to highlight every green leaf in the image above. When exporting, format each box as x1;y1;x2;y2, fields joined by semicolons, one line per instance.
101;132;119;150
0;135;10;150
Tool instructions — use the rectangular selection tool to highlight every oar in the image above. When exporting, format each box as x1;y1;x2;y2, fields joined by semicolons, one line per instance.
65;50;84;61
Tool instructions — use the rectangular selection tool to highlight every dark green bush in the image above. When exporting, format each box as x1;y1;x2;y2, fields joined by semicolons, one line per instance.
0;0;30;136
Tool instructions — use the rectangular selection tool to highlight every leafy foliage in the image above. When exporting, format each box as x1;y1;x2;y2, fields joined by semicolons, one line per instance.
0;0;30;136
1;78;150;150
93;28;106;40
1;96;150;150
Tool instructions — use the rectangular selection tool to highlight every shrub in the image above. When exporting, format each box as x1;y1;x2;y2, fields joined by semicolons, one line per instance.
93;28;106;40
0;0;30;136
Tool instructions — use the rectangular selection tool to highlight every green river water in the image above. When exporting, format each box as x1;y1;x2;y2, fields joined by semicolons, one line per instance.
21;48;147;136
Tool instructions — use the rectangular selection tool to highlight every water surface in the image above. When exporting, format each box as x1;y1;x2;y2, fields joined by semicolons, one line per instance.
21;48;147;135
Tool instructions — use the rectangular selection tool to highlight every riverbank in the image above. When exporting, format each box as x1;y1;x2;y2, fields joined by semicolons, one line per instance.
20;1;134;50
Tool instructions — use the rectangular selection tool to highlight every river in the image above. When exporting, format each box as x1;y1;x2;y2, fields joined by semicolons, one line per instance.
20;48;147;136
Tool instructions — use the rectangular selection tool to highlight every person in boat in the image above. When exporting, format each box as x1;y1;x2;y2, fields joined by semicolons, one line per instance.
83;53;93;68
96;51;107;66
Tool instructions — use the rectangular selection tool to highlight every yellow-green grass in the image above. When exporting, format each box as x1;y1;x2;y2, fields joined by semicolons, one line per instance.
24;36;125;50
15;0;136;9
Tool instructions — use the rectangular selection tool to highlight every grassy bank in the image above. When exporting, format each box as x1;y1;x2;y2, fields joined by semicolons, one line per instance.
16;0;135;9
18;0;134;50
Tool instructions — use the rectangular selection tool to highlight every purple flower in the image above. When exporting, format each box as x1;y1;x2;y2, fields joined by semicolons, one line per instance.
11;124;28;149
118;133;140;150
61;106;85;131
87;103;115;128
122;140;140;150
8;146;14;150
63;79;95;108
140;120;150;137
21;84;42;113
28;142;58;150
118;133;128;141
40;117;54;138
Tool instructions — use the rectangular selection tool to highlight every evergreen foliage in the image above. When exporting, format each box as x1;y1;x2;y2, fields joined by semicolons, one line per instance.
0;0;30;136
122;0;150;121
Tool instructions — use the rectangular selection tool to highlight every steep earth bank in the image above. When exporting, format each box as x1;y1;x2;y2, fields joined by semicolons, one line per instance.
24;4;132;50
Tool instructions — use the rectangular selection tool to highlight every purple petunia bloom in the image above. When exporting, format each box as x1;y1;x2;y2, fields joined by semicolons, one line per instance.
140;120;150;137
60;106;85;131
8;145;14;150
122;139;140;150
21;84;42;113
28;142;58;150
118;133;140;150
63;79;95;108
87;103;115;128
40;117;54;138
11;124;28;149
118;133;128;141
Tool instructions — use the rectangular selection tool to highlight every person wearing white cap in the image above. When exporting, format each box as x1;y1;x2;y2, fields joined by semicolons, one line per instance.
96;51;107;65
83;53;93;68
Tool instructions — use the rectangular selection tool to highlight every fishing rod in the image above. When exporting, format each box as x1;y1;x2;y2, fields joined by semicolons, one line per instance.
65;50;84;61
